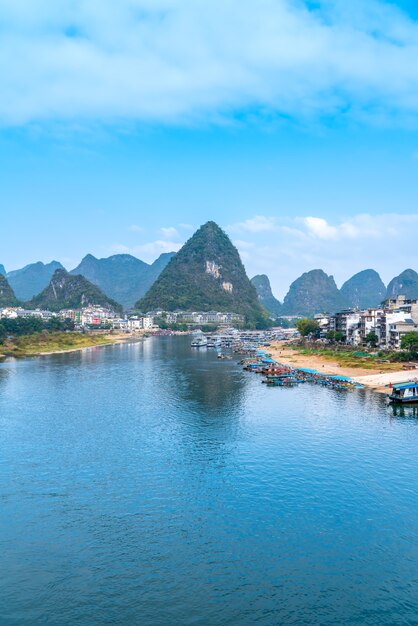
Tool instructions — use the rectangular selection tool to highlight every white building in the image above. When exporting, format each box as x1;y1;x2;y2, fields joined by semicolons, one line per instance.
388;319;418;350
128;316;155;331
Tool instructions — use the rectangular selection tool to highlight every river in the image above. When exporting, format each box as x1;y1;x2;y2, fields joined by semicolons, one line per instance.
1;336;418;625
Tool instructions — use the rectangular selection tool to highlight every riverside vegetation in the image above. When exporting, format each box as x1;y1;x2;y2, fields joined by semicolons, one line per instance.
0;317;123;358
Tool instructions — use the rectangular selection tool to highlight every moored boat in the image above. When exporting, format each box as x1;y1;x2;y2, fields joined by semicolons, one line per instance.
388;381;418;404
191;336;208;348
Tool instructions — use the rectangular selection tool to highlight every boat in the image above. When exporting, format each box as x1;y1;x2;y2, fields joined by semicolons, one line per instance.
207;337;222;348
388;381;418;404
191;336;208;348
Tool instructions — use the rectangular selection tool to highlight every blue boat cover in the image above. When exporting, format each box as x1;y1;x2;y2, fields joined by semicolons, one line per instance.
392;382;418;390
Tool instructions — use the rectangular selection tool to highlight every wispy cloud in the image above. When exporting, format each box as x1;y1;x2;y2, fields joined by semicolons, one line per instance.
3;0;418;127
229;215;277;233
129;224;144;233
111;239;183;262
160;226;179;239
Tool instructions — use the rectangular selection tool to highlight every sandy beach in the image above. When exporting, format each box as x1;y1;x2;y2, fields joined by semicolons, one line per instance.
269;342;418;394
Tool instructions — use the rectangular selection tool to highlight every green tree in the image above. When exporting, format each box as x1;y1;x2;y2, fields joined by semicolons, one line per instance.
334;331;345;343
326;330;336;342
296;318;320;338
400;331;418;357
365;331;379;348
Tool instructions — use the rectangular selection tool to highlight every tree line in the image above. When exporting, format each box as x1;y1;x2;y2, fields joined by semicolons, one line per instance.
0;317;75;342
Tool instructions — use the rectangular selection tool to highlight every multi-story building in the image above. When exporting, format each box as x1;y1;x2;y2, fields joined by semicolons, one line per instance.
325;295;418;350
388;319;418;349
128;316;155;331
335;310;361;344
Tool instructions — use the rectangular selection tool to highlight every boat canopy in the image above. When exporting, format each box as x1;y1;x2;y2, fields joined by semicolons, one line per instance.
392;382;418;390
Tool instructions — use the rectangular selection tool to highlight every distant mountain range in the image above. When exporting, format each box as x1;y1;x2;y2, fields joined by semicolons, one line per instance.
1;252;174;311
252;268;418;317
7;261;64;300
2;235;418;318
70;252;175;309
136;221;269;327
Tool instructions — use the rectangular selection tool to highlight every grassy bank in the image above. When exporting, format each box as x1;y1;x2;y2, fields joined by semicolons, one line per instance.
290;345;402;372
0;332;127;358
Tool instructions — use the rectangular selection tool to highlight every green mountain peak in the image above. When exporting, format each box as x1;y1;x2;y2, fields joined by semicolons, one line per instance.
251;274;282;316
0;274;19;307
28;269;122;313
136;221;269;328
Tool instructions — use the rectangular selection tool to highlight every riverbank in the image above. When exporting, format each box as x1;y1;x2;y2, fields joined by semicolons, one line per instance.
269;342;418;394
0;332;142;359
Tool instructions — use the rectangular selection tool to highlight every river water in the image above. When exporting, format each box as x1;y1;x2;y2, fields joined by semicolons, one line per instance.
1;336;418;625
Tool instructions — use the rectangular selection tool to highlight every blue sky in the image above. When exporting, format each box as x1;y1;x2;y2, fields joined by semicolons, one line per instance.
1;0;418;297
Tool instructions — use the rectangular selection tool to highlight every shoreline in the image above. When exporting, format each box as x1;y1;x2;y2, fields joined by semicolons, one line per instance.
0;333;146;360
269;342;418;395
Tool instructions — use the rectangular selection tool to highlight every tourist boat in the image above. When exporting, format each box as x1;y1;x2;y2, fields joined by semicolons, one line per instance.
207;338;222;348
388;381;418;404
191;336;208;348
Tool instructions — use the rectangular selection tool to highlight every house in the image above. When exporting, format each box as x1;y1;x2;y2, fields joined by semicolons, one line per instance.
335;310;361;344
388;319;418;350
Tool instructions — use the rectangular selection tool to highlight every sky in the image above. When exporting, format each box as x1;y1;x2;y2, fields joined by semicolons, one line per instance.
1;0;418;299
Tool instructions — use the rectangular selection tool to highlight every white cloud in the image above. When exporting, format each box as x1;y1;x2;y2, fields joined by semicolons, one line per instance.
300;213;417;241
129;224;144;233
233;239;255;249
111;239;182;262
229;215;277;233
303;217;338;240
3;0;418;126
160;226;179;238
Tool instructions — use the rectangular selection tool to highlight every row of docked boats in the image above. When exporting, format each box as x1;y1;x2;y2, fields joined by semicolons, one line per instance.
207;333;418;403
236;344;418;403
236;345;364;392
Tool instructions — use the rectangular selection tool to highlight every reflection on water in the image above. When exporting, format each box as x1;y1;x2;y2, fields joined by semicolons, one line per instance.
391;403;418;419
1;336;418;626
